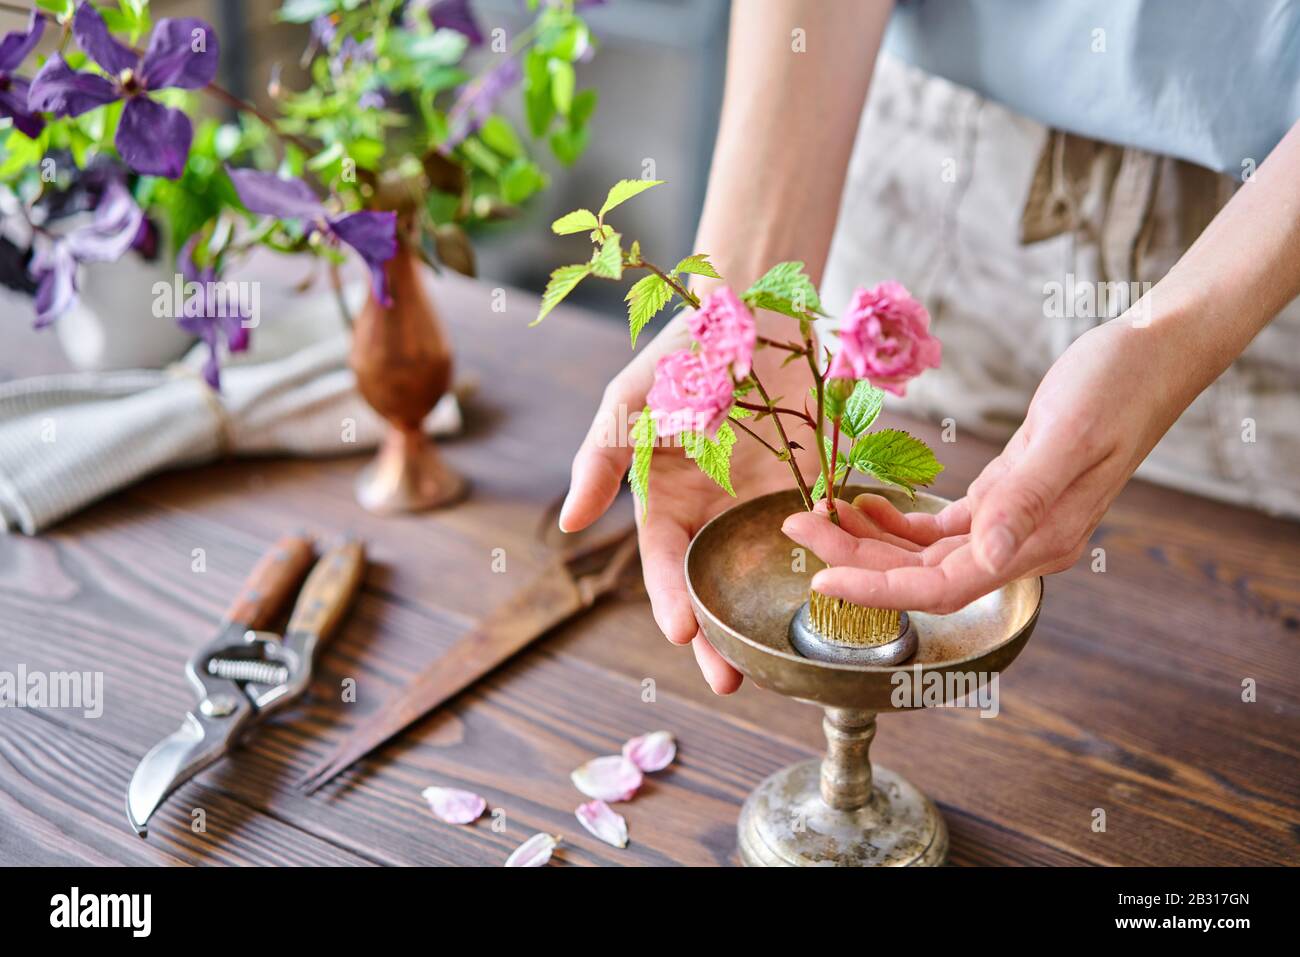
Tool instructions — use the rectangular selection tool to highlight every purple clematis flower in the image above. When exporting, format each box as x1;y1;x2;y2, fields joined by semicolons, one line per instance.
27;3;219;179
0;11;45;139
226;167;398;305
29;177;144;327
446;56;521;147
176;236;252;391
429;0;484;48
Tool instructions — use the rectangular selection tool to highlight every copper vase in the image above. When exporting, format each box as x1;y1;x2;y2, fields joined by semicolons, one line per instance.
348;240;467;514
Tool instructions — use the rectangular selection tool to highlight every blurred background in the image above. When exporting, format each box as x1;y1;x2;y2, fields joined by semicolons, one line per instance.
10;0;732;314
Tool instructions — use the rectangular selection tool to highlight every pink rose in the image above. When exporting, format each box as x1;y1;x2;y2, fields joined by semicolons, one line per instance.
828;281;941;396
688;286;757;378
646;348;734;437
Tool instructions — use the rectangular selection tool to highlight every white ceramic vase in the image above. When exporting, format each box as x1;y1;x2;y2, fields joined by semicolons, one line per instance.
55;254;195;372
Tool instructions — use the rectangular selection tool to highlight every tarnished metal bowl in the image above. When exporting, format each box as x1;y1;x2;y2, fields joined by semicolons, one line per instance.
685;486;1043;712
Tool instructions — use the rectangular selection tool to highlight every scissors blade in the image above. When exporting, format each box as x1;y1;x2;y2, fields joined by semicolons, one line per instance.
126;707;250;836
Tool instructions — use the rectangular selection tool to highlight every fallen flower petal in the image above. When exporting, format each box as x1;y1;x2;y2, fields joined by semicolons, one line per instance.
622;731;676;773
505;832;560;867
420;786;486;824
571;754;643;802
575;800;628;848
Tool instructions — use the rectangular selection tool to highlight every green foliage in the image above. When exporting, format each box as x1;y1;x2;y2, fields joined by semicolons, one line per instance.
629;407;655;518
673;253;720;279
625;274;673;346
532;263;590;325
682;423;737;496
552;209;600;235
847;429;944;498
598;179;664;219
590;232;624;279
840;381;885;438
742;261;824;320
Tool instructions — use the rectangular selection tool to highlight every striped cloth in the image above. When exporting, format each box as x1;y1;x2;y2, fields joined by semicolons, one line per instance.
0;290;460;534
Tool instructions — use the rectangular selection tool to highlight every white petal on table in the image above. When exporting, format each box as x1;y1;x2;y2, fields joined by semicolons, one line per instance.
570;755;643;802
421;786;487;824
505;833;560;867
622;731;677;773
575;800;629;848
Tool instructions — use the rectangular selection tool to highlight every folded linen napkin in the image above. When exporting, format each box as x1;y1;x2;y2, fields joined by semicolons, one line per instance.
0;287;460;534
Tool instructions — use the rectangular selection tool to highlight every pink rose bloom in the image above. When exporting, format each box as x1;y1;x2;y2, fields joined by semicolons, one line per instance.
828;281;941;396
688;286;756;378
646;348;734;437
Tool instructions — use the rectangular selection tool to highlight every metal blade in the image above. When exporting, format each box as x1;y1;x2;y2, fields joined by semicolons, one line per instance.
126;707;249;836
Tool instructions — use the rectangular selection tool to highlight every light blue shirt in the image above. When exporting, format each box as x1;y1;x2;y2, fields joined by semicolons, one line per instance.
885;0;1300;177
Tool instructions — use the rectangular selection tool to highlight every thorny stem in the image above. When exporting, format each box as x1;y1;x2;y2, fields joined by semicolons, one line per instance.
734;399;815;426
730;417;781;458
752;372;813;511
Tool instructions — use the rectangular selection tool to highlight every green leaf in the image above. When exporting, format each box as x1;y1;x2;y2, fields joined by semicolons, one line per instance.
532;264;590;325
549;59;575;115
742;261;823;318
598;178;664;218
728;405;754;420
682;422;737;496
551;208;600;235
478;116;523;158
673;253;720;279
278;0;337;23
629;406;655;518
847;429;944;497
523;49;555;137
500;158;546;205
625;273;672;347
589;232;623;279
840;381;885;438
36;0;74;17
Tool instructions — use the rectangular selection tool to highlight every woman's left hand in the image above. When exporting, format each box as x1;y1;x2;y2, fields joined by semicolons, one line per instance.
782;317;1188;612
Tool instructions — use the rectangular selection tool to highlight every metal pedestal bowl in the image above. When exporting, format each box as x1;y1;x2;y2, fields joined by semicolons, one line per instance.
685;487;1043;867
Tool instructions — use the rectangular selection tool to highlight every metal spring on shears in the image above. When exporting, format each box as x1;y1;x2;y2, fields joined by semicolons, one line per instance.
207;657;289;685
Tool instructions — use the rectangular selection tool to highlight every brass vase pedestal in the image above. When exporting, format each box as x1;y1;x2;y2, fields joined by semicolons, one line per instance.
349;238;466;515
685;487;1044;867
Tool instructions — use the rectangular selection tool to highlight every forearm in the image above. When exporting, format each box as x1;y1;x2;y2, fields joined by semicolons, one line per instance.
1140;119;1300;406
693;0;892;298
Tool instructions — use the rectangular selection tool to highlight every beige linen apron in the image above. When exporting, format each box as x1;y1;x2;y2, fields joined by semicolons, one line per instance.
822;54;1300;519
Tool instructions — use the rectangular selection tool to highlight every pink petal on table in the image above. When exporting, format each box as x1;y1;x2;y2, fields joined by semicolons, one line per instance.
622;731;676;772
571;755;643;802
505;832;560;867
420;786;486;824
575;799;629;848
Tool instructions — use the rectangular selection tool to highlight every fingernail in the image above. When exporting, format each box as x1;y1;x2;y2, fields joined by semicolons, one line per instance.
557;490;575;533
980;525;1015;572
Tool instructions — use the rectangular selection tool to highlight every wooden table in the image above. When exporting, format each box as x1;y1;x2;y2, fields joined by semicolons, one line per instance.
1;271;1297;867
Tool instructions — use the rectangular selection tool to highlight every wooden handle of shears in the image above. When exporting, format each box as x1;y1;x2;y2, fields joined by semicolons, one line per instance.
225;534;316;630
286;539;366;643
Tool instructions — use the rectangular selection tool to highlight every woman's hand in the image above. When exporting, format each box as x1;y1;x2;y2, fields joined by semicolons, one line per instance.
561;313;816;694
782;317;1187;611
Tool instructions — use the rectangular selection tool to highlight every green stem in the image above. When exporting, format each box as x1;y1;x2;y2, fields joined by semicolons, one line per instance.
804;335;838;524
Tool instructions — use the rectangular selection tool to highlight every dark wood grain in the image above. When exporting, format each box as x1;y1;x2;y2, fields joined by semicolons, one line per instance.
0;265;1297;867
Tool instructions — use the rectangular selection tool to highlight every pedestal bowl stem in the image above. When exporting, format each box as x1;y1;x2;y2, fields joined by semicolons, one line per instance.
820;708;876;811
